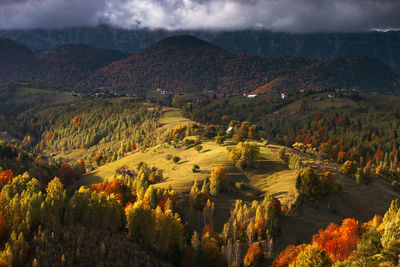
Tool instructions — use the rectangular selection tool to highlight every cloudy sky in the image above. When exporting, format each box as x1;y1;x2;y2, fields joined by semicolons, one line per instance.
0;0;399;32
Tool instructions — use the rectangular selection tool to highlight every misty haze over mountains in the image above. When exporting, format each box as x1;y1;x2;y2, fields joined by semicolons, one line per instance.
1;26;400;75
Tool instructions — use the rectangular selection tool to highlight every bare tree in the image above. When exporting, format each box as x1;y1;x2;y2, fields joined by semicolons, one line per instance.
234;240;240;267
226;239;233;267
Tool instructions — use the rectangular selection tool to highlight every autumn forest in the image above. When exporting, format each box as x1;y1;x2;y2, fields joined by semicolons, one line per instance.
0;32;400;267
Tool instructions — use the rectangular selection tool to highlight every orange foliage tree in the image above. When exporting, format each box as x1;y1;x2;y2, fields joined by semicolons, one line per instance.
244;242;263;266
312;218;360;261
45;132;54;142
209;166;226;195
71;115;83;127
0;169;14;187
92;178;134;204
272;244;307;267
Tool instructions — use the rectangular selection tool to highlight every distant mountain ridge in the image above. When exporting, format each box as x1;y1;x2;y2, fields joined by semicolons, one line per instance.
0;38;129;87
77;35;400;94
1;35;399;95
1;25;400;75
77;35;319;94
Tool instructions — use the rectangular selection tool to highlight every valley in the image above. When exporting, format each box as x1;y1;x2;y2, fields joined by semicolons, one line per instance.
1;80;400;266
0;30;400;266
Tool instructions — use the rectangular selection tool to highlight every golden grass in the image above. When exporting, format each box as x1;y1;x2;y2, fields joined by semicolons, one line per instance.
80;108;298;230
158;107;191;129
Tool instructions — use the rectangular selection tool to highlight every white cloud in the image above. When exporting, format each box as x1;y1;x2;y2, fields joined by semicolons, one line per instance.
0;0;400;32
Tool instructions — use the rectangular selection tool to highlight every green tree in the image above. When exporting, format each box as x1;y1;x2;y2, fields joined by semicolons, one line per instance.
356;230;383;261
172;95;183;108
125;201;156;244
229;142;260;170
42;177;67;227
296;167;321;200
296;245;331;267
381;206;400;264
154;207;184;260
209;166;226;196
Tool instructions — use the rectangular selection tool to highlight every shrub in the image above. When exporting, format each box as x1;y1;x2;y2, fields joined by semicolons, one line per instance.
192;165;200;173
194;145;203;153
287;154;303;172
215;136;225;145
173;156;180;164
341;160;357;176
165;154;172;161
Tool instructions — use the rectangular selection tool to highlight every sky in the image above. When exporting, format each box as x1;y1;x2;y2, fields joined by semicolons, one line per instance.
0;0;400;32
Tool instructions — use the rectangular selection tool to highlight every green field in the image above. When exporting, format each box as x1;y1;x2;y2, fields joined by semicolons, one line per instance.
12;86;77;105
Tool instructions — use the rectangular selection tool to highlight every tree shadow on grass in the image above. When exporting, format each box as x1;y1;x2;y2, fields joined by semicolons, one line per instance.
75;174;104;188
249;158;289;175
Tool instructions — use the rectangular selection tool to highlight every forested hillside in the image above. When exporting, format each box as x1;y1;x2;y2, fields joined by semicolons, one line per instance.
0;38;36;81
36;99;163;169
2;26;400;75
35;45;129;87
254;55;400;94
78;35;400;94
77;35;317;94
0;39;129;88
1;35;399;95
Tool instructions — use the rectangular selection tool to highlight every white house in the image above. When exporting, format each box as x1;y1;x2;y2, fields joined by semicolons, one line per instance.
247;94;257;98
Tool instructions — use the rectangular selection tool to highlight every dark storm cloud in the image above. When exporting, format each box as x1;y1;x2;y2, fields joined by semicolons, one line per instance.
0;0;400;32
